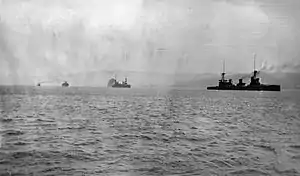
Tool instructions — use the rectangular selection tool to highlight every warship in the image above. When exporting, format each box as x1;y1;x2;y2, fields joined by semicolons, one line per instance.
106;51;131;88
107;76;131;88
62;81;70;87
36;81;46;86
207;54;281;91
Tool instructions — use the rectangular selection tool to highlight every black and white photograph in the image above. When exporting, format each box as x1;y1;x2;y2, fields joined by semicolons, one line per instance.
0;0;300;175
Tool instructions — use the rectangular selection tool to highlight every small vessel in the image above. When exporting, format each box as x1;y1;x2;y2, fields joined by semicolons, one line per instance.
62;81;69;87
107;76;131;88
207;54;281;91
37;83;41;86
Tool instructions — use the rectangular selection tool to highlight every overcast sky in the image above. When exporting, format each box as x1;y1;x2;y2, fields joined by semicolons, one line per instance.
0;0;300;85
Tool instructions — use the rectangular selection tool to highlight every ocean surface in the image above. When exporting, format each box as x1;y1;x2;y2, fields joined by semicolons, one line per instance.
0;86;300;176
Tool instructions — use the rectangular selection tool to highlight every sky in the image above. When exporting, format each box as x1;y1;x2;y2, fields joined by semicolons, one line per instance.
0;0;300;86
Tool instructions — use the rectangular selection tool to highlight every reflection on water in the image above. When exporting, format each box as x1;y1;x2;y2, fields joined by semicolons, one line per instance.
0;86;300;175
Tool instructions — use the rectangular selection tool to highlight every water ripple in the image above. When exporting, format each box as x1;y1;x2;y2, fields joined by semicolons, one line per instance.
0;87;300;175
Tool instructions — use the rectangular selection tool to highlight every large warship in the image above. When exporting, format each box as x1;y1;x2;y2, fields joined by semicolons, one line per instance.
107;76;131;88
207;54;281;91
62;81;70;87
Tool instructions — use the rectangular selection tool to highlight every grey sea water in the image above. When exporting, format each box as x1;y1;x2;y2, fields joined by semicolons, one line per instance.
0;86;300;176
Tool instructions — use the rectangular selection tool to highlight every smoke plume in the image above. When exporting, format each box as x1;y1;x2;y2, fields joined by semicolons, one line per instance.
259;60;300;73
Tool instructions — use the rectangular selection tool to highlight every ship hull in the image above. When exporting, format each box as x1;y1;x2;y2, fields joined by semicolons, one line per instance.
207;85;280;91
111;84;131;88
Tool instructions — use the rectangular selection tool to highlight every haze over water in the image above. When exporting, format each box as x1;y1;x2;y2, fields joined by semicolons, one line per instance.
0;86;300;175
1;0;300;175
1;0;300;87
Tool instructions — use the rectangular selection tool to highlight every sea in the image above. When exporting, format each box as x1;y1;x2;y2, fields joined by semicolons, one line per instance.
0;86;300;176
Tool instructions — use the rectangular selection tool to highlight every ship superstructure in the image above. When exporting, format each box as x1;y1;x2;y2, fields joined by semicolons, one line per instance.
62;81;69;87
107;75;131;88
207;54;281;91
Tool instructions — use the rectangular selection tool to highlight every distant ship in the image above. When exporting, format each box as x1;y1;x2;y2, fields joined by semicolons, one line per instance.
62;81;69;87
107;76;131;88
207;54;281;91
107;52;131;88
37;83;41;86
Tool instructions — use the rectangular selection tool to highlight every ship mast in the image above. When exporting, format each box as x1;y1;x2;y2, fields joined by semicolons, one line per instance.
253;53;256;71
223;59;225;73
124;50;127;61
253;53;258;78
221;59;225;82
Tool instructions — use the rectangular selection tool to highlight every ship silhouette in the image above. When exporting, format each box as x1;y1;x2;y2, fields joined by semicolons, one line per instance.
35;80;70;87
207;53;281;91
107;75;131;88
107;51;132;88
62;81;69;87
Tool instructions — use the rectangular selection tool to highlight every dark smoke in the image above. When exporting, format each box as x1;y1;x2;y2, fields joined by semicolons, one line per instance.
280;62;300;72
259;60;300;73
259;60;276;72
